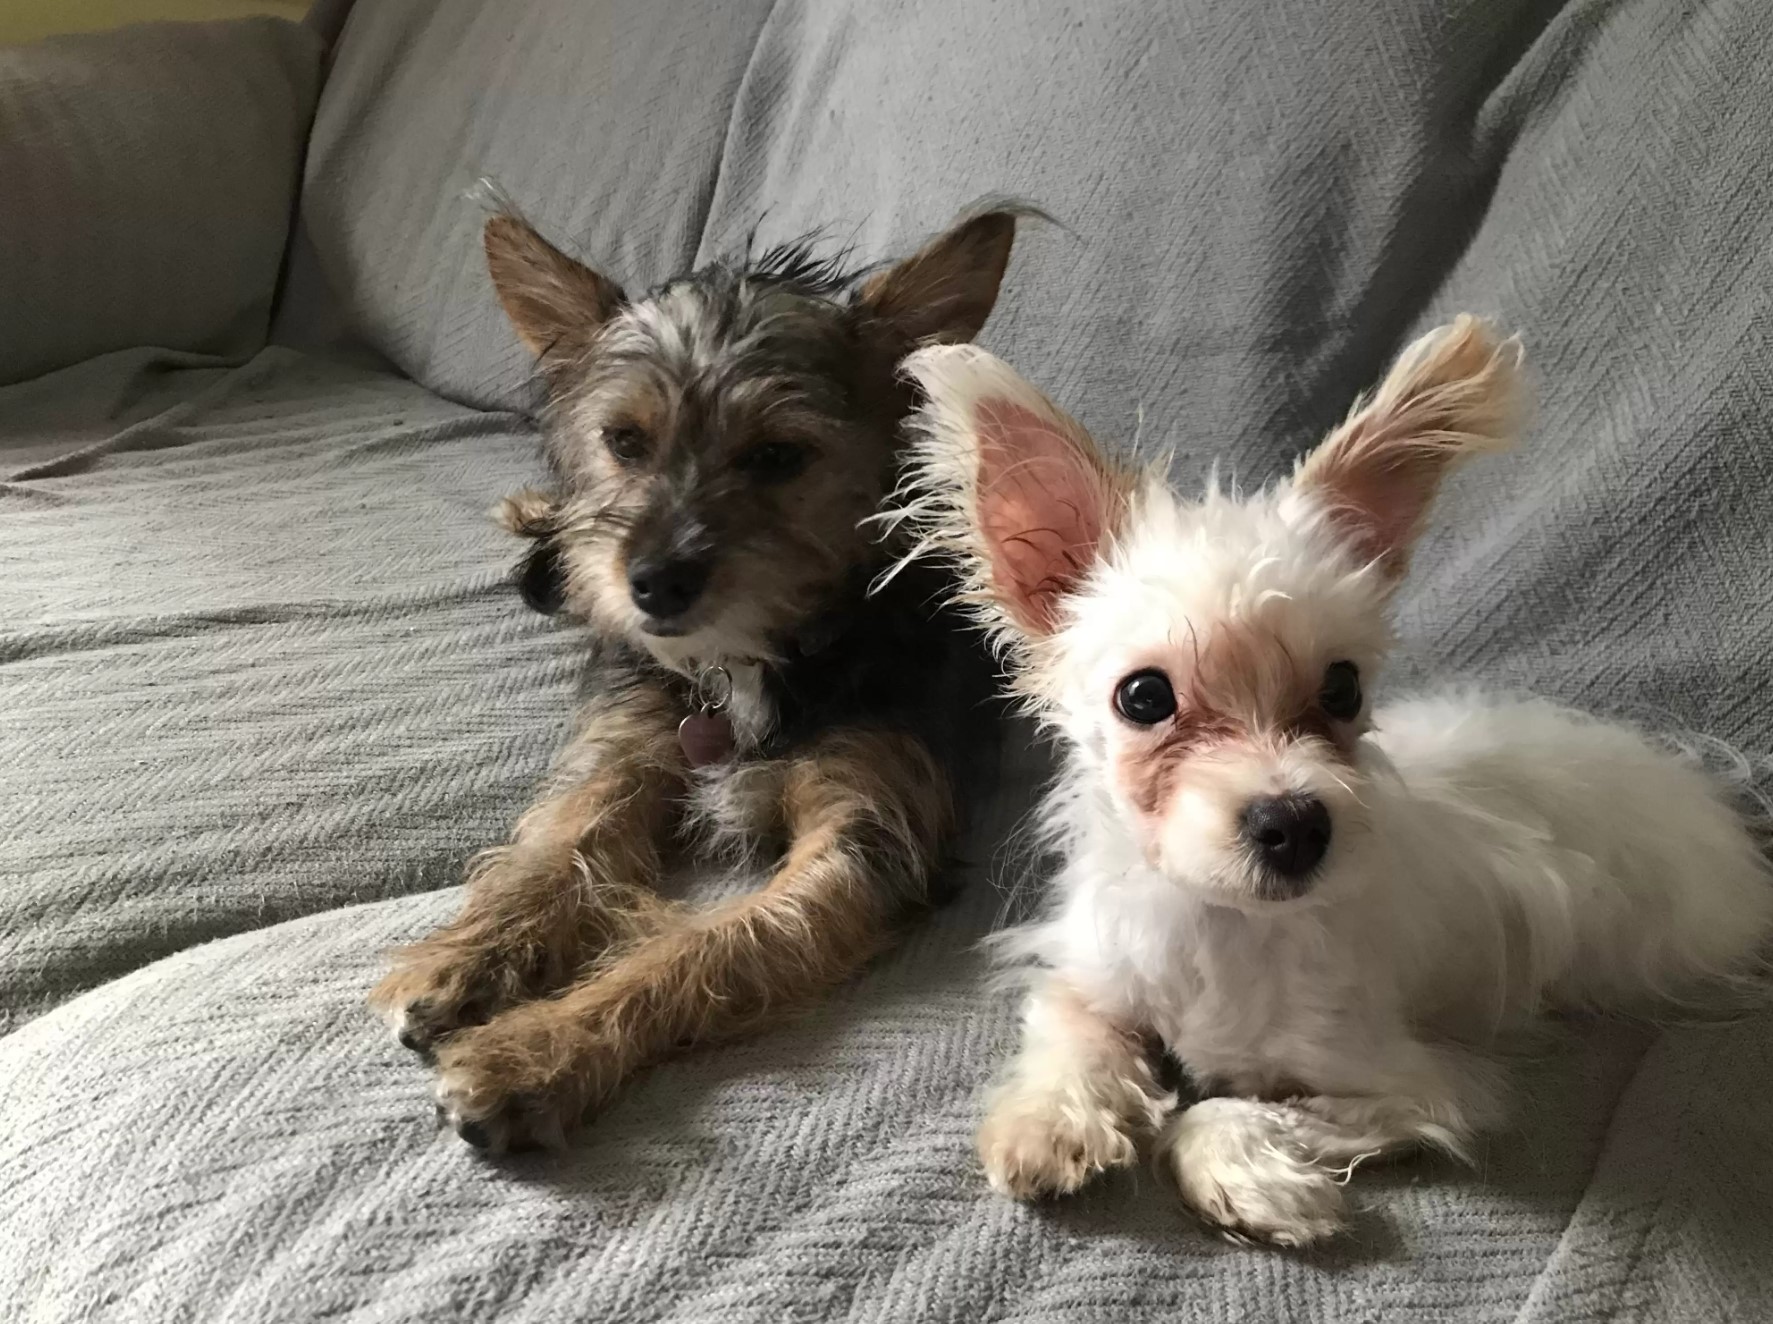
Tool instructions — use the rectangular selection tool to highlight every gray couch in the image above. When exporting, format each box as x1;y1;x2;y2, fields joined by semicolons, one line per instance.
4;1;1771;1319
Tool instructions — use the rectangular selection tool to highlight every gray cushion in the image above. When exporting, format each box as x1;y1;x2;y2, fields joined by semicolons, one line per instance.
295;0;777;410
0;19;322;386
6;0;1773;1318
0;347;577;1032
15;866;1754;1323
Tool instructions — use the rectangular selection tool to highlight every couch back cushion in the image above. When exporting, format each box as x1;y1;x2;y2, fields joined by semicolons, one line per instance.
0;17;320;386
292;0;777;411
294;0;1539;432
296;0;1773;744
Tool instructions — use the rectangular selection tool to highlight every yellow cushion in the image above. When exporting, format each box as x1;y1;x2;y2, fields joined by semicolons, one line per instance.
1;2;308;46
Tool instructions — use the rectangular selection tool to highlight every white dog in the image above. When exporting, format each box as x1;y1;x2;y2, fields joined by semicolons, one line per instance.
886;318;1773;1246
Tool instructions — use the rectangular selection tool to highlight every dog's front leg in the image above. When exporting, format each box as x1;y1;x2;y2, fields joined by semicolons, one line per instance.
371;679;685;1054
977;976;1173;1199
431;729;951;1152
1162;1044;1503;1247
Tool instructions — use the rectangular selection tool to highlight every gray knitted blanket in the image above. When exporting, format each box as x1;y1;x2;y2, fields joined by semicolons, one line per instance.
4;1;1772;1319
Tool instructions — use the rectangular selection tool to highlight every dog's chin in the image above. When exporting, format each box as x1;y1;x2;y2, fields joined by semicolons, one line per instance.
1247;867;1323;905
608;593;716;647
1151;855;1333;915
630;611;782;673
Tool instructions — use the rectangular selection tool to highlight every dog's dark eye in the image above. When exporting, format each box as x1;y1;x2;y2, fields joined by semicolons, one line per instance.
1114;669;1177;726
603;426;648;464
736;441;809;483
1320;661;1362;721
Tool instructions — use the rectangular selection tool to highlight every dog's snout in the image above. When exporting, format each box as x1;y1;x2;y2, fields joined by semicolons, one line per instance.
627;555;710;620
1240;794;1331;886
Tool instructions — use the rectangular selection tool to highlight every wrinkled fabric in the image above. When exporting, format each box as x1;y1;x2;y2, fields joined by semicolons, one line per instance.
5;0;1773;1319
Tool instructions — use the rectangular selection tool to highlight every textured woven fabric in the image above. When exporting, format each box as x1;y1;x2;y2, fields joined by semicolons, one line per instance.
294;0;777;410
0;875;1674;1323
0;18;321;386
5;0;1773;1319
0;347;580;1033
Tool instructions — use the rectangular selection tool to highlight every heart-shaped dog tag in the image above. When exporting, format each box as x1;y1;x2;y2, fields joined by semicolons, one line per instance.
678;711;735;769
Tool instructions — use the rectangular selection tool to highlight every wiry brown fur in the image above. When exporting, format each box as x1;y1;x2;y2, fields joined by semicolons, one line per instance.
430;731;950;1151
370;677;685;1048
373;201;1020;1151
487;202;1026;666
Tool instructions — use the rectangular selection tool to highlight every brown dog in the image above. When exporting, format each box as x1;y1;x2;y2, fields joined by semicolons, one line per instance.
372;202;1022;1152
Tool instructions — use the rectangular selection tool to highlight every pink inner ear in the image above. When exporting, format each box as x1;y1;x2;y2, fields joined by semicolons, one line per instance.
1327;465;1419;568
1312;428;1440;572
975;398;1105;634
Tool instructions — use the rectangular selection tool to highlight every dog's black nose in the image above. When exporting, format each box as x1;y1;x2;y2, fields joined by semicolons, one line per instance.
627;556;710;620
1240;794;1331;884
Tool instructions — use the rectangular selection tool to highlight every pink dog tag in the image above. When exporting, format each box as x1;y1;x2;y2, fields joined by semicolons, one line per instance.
678;711;735;768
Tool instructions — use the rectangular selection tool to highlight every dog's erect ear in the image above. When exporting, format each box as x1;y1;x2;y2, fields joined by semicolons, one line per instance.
1295;316;1525;578
483;214;625;358
856;210;1018;346
892;345;1131;648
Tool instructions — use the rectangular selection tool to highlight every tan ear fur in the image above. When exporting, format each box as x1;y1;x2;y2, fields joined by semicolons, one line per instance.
1296;315;1526;577
483;214;625;358
856;210;1018;346
495;486;560;538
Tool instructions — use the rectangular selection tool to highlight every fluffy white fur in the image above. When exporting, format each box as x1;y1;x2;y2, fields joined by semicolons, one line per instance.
894;321;1773;1246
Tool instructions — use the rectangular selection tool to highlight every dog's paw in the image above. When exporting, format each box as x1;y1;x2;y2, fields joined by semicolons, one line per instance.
1162;1098;1348;1248
977;1092;1140;1200
432;1065;571;1156
431;1010;610;1154
370;945;517;1058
